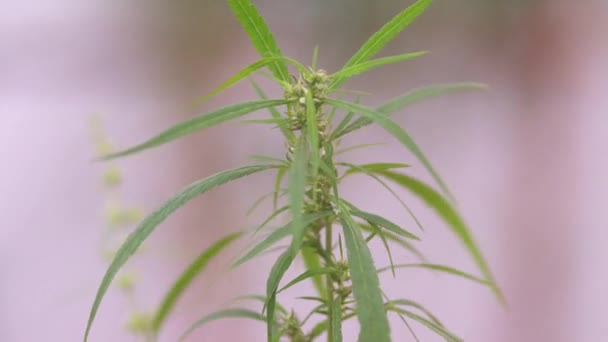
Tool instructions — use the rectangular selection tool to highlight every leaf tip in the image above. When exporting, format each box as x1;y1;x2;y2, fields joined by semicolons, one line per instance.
492;283;508;309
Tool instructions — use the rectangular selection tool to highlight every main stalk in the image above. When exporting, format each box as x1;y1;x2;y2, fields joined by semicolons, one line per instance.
283;69;347;342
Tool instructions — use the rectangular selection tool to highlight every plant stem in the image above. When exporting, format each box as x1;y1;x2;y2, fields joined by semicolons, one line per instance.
324;219;334;341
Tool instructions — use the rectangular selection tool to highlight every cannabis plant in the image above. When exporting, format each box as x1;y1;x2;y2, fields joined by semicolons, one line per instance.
85;0;504;341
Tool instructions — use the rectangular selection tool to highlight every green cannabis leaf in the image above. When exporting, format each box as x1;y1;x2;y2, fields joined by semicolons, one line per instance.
86;1;503;341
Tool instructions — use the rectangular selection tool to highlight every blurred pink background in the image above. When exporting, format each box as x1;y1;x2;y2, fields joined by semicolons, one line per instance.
2;1;607;341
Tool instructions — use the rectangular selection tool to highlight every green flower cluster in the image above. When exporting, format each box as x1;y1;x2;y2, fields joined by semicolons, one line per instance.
284;69;330;133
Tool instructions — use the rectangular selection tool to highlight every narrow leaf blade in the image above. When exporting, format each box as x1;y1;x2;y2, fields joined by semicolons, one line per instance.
341;162;425;232
331;0;433;89
232;294;287;315
265;250;292;341
240;118;288;125
152;232;243;333
278;268;334;294
330;96;360;141
335;142;388;156
337;201;391;342
327;98;453;200
266;135;309;341
365;221;397;277
250;154;288;167
376;171;504;303
300;246;326;298
103;99;289;160
389;308;462;342
311;45;319;70
330;51;427;84
273;168;287;210
359;224;426;262
246;189;284;217
227;0;289;82
180;308;265;341
348;206;420;241
233;223;292;268
232;212;330;268
84;165;274;341
377;263;489;286
387;299;445;327
249;78;294;141
335;83;487;139
255;205;290;235
191;58;282;108
342;162;410;176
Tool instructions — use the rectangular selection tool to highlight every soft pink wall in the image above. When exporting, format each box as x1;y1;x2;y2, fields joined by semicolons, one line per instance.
2;1;607;341
1;2;257;341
